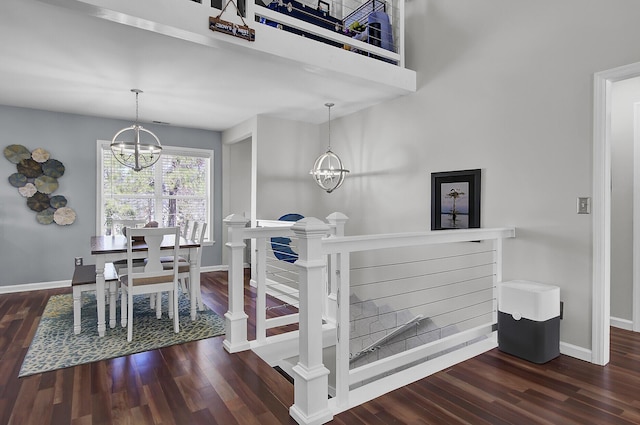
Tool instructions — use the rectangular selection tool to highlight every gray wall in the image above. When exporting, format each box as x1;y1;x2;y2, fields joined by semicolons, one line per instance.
0;105;222;286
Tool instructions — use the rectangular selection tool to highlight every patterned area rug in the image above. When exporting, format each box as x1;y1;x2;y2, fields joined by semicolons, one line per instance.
19;292;225;377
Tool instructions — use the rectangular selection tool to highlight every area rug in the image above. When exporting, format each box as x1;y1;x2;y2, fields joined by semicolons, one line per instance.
19;292;225;377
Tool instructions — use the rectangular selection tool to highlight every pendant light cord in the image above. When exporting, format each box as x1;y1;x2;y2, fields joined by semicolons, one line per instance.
326;102;334;151
134;89;140;124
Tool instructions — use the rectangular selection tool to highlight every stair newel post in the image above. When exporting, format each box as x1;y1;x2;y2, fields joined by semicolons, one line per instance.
290;217;333;425
325;212;349;325
223;214;251;353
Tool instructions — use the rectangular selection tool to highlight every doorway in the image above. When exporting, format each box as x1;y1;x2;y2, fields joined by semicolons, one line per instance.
593;61;640;366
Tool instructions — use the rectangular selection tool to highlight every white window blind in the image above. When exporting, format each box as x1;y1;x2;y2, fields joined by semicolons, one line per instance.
97;141;213;241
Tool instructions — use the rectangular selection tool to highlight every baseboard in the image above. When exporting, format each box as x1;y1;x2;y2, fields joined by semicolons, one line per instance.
200;265;228;272
0;265;229;294
610;316;633;331
0;280;71;294
559;341;592;362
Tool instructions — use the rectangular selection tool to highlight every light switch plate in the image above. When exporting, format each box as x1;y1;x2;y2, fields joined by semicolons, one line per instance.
577;197;591;214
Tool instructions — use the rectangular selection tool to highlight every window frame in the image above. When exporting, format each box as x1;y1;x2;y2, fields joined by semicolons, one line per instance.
96;140;214;243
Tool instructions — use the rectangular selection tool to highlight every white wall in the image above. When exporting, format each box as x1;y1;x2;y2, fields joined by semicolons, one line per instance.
228;137;253;219
225;0;640;353
255;115;322;220
251;0;640;351
611;78;640;321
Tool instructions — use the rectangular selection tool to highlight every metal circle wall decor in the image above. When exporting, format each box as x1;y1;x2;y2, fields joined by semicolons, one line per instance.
8;173;27;187
34;175;59;194
3;144;76;226
3;144;31;164
31;148;50;163
18;183;37;198
42;159;65;178
18;158;43;178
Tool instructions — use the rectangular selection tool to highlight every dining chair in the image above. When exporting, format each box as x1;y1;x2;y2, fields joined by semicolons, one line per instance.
111;219;147;274
149;219;193;309
110;218;146;236
119;226;181;342
162;221;207;311
181;219;191;239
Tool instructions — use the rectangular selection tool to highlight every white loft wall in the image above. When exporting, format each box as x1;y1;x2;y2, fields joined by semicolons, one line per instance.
283;0;640;351
228;138;252;221
611;77;640;322
254;115;322;220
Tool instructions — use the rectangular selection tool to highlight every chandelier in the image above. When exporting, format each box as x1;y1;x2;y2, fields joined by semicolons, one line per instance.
309;103;349;193
110;89;162;172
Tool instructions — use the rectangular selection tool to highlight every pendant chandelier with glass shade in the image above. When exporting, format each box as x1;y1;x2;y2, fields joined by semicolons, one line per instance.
309;103;349;193
110;89;162;172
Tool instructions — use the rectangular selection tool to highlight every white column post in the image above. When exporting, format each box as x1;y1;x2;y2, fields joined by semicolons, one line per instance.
324;212;349;325
223;214;251;353
289;218;333;425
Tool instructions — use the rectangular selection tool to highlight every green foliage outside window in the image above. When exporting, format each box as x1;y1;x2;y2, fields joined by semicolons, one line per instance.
100;143;212;239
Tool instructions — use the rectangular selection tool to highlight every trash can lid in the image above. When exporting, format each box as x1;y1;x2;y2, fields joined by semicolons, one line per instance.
498;280;560;321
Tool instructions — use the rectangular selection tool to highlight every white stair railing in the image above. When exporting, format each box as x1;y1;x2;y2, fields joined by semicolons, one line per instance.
223;212;347;354
225;215;515;425
293;224;515;424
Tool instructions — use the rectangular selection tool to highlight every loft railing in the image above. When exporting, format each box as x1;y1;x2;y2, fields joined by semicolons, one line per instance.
254;0;404;66
186;0;405;67
224;214;515;425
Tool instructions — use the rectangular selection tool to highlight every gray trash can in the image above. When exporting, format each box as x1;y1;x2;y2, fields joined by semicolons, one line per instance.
497;280;560;364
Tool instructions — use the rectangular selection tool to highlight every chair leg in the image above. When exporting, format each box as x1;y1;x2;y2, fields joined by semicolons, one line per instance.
179;278;189;297
127;291;134;342
173;285;179;333
73;288;81;334
197;290;204;311
150;293;156;309
168;291;174;319
155;292;162;319
109;282;117;329
186;277;204;311
121;285;127;327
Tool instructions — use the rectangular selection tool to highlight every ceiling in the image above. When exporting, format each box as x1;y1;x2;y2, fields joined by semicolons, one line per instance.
0;0;413;132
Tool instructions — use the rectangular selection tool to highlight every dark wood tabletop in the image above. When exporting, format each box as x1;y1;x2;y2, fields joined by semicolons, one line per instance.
90;235;200;255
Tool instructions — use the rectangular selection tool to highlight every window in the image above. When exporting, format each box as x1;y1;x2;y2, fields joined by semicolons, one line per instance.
97;141;213;242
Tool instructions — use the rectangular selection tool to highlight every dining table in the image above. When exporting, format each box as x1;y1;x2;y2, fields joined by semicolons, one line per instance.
90;234;201;337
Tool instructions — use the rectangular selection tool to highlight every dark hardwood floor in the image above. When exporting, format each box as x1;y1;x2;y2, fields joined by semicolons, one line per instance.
2;271;640;424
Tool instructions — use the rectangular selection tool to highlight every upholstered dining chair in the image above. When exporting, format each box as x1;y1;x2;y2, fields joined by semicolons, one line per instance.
119;226;181;342
162;221;207;311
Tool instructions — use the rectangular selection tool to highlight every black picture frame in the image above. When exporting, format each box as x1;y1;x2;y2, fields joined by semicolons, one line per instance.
317;0;330;13
431;169;481;230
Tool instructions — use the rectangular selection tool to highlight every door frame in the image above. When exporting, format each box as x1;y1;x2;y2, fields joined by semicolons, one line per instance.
634;104;640;332
593;61;640;365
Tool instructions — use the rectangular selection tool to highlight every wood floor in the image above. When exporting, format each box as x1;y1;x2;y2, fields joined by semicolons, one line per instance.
2;271;640;424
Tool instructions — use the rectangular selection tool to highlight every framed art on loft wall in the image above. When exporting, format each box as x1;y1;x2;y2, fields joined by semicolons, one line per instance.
431;169;481;230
